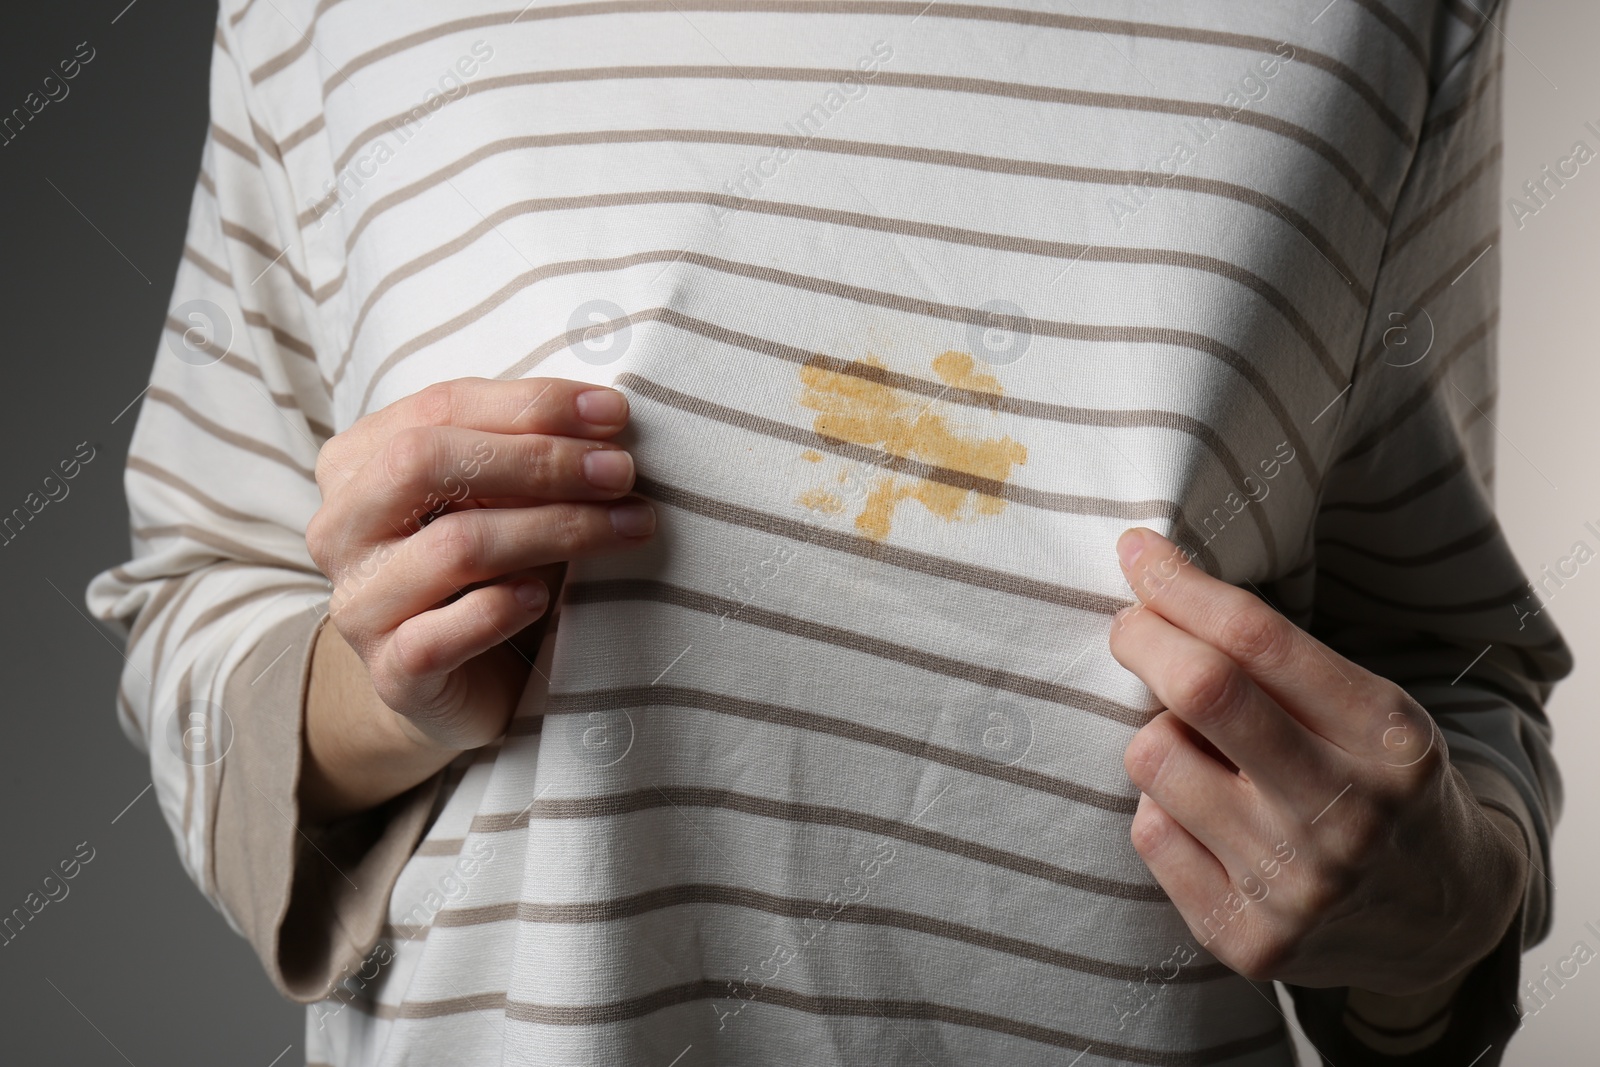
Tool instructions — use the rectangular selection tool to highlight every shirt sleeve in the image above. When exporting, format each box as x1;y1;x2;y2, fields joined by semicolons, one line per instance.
83;5;445;1005
1277;2;1572;1061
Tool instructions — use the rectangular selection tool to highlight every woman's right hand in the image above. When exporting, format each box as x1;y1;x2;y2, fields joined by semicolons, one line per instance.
304;376;656;753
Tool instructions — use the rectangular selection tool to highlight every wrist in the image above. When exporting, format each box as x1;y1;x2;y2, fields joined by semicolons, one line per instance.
299;620;464;826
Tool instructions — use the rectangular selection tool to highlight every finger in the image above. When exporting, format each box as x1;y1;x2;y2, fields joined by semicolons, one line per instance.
372;578;551;743
1124;711;1263;871
1114;526;1381;751
317;377;629;490
1127;791;1235;948
1110;601;1343;808
328;425;637;544
337;498;655;631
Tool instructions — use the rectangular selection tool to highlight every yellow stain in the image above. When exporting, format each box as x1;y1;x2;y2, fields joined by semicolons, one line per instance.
800;450;823;463
796;488;845;514
794;350;1026;540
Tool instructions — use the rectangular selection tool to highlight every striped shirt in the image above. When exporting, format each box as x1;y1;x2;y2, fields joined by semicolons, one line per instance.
86;0;1571;1063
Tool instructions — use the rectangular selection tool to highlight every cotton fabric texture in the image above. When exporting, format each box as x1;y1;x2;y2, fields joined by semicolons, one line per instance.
86;1;1567;1064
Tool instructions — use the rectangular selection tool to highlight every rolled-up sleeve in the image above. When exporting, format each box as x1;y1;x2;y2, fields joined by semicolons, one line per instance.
84;7;444;1005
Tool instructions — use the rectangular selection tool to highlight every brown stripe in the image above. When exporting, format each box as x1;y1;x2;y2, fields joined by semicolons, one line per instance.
135;523;309;570
164;315;268;383
1314;518;1499;568
329;188;1344;403
182;244;232;287
1419;48;1502;143
1318;452;1468;514
240;309;321;366
1353;235;1498;382
1341;311;1496;464
564;579;1153;726
630;367;1237;571
626;367;1257;572
1427;45;1497;140
280;112;326;155
217;220;330;302
1389;142;1501;255
1443;0;1486;30
312;0;1412;149
358;977;1284;1065
1345;0;1428;67
633;473;1132;614
130;454;285;529
1317;567;1527;614
542;685;1139;813
248;0;347;83
249;117;284;169
497;311;1252;569
428;882;1231;983
228;0;261;26
338;128;1368;300
322;65;1388;222
209;121;258;165
148;571;211;686
1458;387;1495;432
160;317;331;438
413;838;464;857
1423;698;1512;716
625;373;1197;525
125;566;189;661
477;785;1161;899
176;581;327;649
357;248;1321;504
145;387;317;482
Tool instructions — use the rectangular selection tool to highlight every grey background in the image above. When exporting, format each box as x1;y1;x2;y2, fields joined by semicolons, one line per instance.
0;1;302;1064
0;1;1595;1065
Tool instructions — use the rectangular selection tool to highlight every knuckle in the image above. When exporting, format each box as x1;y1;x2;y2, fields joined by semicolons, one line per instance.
409;380;461;427
540;503;594;554
1128;803;1172;857
385;625;441;684
1386;706;1445;781
424;514;485;576
1124;720;1175;788
314;436;347;490
381;426;440;495
1106;603;1146;651
1227;932;1292;983
520;433;559;483
1216;604;1288;671
1277;839;1361;923
1168;655;1245;729
304;510;333;570
1341;799;1391;855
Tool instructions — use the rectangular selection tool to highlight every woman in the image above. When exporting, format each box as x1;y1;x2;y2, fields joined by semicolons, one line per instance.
88;0;1567;1063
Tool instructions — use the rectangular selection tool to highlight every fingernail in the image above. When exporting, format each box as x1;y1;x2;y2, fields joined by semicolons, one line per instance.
576;389;627;425
582;448;634;491
609;501;656;538
1117;528;1146;570
512;580;548;612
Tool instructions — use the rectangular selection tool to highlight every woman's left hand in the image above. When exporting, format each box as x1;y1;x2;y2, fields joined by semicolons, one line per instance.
1106;526;1528;996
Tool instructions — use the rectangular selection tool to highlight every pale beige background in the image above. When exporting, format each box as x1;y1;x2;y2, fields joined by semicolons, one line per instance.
1274;2;1600;1063
1471;0;1599;1060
